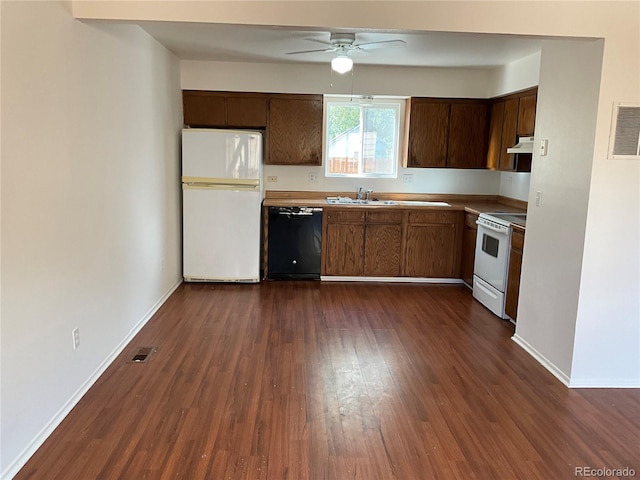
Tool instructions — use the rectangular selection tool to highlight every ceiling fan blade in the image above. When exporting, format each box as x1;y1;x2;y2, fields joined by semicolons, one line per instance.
304;38;334;47
285;47;335;55
354;39;407;50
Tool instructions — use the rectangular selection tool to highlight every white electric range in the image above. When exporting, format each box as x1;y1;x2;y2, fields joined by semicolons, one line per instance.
473;212;526;319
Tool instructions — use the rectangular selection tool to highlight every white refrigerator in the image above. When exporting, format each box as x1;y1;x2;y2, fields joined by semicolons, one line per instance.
182;128;263;282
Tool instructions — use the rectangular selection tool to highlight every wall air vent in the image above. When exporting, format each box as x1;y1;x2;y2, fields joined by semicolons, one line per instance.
608;103;640;160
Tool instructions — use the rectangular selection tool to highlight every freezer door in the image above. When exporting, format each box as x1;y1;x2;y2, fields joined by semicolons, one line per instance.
183;187;261;282
182;129;262;181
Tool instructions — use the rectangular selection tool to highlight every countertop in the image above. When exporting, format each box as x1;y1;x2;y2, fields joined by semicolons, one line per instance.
262;191;527;217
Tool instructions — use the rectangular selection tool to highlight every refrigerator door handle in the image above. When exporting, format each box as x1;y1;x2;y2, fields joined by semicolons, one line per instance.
182;183;260;191
182;176;260;186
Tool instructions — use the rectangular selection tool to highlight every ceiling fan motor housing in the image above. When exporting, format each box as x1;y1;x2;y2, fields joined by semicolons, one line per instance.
330;33;356;46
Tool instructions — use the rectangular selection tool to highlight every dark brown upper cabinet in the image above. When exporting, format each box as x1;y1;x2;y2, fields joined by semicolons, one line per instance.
266;94;323;166
183;91;267;128
487;87;538;172
448;102;490;169
405;98;489;169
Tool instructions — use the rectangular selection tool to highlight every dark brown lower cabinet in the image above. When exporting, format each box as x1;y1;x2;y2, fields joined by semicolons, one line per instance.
505;228;525;321
461;212;479;285
364;210;403;276
323;210;365;276
322;208;463;279
403;211;463;278
323;209;403;277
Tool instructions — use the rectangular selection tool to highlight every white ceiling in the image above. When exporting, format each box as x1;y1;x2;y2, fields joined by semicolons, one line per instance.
138;22;543;69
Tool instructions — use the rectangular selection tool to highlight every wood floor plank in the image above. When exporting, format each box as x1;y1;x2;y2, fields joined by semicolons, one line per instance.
14;282;639;480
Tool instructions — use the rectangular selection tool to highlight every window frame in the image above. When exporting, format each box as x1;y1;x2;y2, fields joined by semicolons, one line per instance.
323;95;406;179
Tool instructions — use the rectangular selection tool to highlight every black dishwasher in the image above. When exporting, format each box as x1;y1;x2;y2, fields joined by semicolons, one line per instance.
268;207;322;279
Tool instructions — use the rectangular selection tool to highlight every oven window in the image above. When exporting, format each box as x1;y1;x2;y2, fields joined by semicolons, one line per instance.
482;233;499;258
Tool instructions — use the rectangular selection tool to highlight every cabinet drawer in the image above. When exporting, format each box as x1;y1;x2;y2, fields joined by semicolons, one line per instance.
465;213;479;229
407;211;459;224
366;210;403;224
326;209;365;224
511;229;525;251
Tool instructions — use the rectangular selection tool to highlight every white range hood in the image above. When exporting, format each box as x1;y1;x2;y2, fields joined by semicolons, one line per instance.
506;136;534;154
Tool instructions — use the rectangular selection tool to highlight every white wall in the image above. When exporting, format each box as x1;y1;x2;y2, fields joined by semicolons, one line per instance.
0;2;183;478
499;172;531;202
570;22;640;385
182;60;502;195
181;60;495;97
513;39;604;382
489;51;541;98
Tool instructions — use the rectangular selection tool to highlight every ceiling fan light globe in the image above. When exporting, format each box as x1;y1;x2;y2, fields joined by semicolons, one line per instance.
331;56;353;74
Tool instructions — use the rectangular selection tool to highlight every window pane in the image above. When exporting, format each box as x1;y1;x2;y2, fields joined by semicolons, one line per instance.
362;106;397;175
326;99;401;178
327;104;360;175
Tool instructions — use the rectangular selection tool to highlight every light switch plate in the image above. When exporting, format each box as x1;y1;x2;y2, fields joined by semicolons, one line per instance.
535;191;542;207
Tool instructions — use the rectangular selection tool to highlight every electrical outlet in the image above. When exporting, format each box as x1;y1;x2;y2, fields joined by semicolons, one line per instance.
308;172;318;183
403;174;414;184
267;175;277;183
72;328;80;350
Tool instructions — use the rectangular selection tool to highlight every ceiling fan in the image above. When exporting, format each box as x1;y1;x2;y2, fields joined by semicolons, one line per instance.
285;32;406;73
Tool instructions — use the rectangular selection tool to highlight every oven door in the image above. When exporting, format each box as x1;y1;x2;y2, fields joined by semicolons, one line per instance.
474;222;510;292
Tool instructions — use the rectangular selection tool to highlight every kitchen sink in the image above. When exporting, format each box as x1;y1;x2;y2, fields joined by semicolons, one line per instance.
326;197;358;204
365;200;397;205
396;200;450;207
326;197;396;205
325;197;449;207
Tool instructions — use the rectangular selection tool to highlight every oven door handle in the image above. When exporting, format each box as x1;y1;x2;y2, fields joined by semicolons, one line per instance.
476;221;507;235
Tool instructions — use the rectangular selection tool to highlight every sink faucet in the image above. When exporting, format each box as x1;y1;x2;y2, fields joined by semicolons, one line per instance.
365;189;373;201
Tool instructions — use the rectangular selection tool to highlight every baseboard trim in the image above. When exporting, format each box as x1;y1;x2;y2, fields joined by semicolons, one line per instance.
320;276;464;284
1;279;182;480
568;378;640;388
511;334;571;387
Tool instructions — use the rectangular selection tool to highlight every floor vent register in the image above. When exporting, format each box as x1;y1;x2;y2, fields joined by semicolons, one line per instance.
128;347;157;363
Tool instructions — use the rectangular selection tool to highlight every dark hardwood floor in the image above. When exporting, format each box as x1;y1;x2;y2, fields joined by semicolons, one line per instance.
15;282;639;479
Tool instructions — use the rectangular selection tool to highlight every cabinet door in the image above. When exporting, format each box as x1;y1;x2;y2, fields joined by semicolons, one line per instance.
324;223;365;276
486;101;505;170
183;91;226;127
499;97;519;171
267;95;323;165
461;213;479;285
517;94;537;136
227;94;267;128
505;229;525;320
448;102;489;169
404;224;458;277
505;248;523;320
364;224;402;276
406;100;450;167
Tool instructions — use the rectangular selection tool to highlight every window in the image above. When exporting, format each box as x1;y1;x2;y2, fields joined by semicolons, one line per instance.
325;96;404;178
